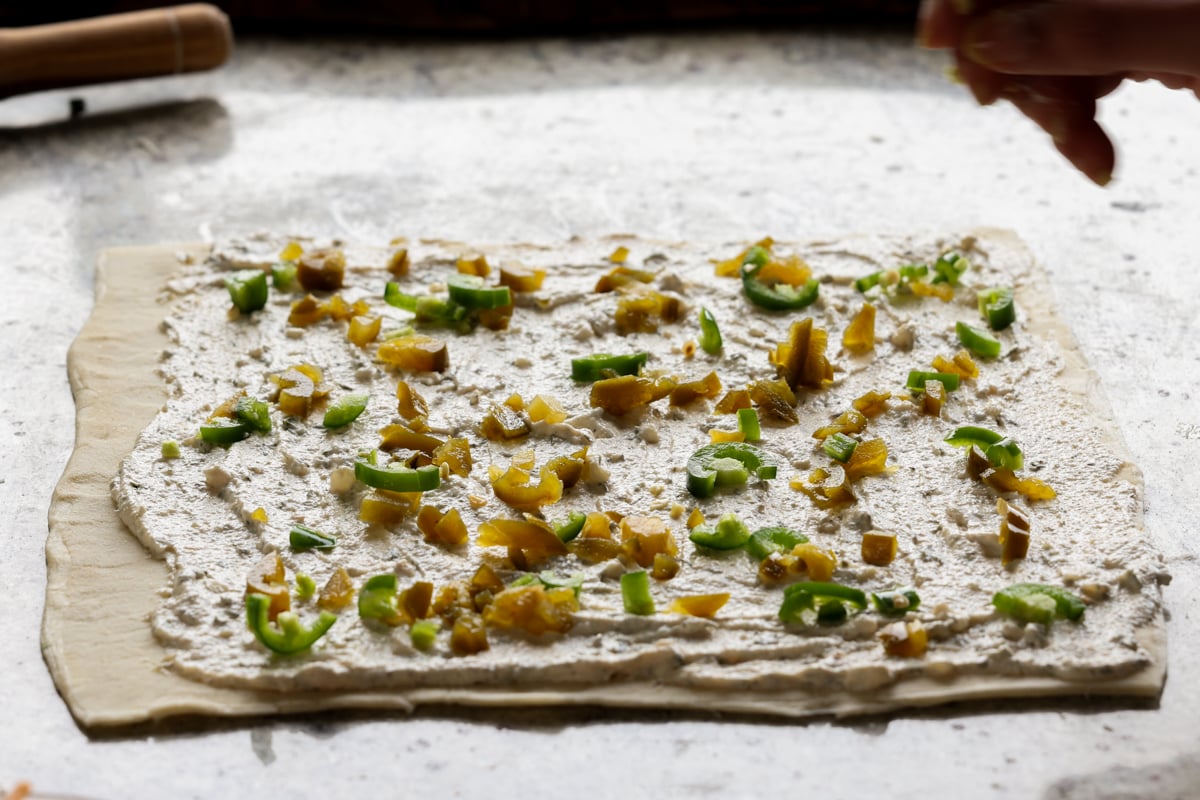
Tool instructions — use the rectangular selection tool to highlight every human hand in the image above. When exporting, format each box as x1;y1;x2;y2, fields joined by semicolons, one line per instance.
917;0;1200;185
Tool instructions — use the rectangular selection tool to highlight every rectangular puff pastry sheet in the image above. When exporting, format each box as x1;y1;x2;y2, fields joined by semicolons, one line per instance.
44;235;1166;729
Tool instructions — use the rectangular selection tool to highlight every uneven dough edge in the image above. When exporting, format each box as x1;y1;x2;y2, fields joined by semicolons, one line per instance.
42;237;1166;730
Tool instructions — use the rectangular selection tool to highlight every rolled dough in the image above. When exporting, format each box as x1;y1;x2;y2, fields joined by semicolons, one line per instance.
43;236;1166;729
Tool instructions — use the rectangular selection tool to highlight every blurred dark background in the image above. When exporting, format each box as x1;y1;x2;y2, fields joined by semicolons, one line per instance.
1;1;920;33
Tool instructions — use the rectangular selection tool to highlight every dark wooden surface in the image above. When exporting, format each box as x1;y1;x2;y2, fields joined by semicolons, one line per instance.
4;1;919;33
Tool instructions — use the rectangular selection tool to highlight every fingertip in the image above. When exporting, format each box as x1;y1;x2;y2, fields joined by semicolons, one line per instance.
918;0;964;49
1052;120;1116;188
954;51;1005;106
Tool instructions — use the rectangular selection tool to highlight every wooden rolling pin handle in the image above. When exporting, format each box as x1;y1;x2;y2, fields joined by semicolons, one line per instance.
0;4;232;100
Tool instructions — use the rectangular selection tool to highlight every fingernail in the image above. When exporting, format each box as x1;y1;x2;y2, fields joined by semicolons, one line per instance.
1090;169;1113;188
1048;113;1070;144
943;65;963;85
967;79;1001;107
964;11;1033;69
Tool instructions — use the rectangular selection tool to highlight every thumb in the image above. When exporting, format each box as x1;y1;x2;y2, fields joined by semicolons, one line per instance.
963;0;1200;77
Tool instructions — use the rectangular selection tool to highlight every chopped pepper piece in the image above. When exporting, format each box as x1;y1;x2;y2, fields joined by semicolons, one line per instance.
855;270;884;293
358;490;418;525
377;334;449;372
932;252;969;285
484;584;578;635
477;516;569;567
590;375;674;416
906;370;960;394
447;274;512;310
456;254;491;277
226;269;269;314
982;465;1058;501
714;389;753;414
823;432;858;463
570;352;649;382
651;552;680;580
199;418;250;446
842;302;876;353
931;349;979;380
289;524;336;551
498;263;546;292
383;283;470;326
844;438;889;480
161;440;181;459
669;371;722;406
737;407;761;442
792;465;855;509
778;581;867;625
621;570;655;615
546;448;588;488
688;512;751;550
318;567;355;611
669;593;730;619
553;511;587;543
745;526;809;561
697;307;723;354
709;432;743;450
417;505;469;547
386;247;410;277
490;463;564;512
595;264;655;293
246;552;290;620
347;315;382;347
380;422;443;454
880;620;929;657
714;238;774;277
770;318;834;390
619;515;678;568
685;442;779;498
978;286;1016;330
431;437;472;477
246;593;336;655
945;426;1024;471
410;619;440;650
272;365;327;417
569;536;622;564
871;588;921;616
748;379;798;423
295;574;316;599
998;497;1031;564
860;530;897;565
235;397;272;433
272;260;298;290
993;583;1085;624
921;379;946;416
449;613;490;655
323;393;369;428
395;380;429;422
529;395;568;424
287;294;325;327
480;403;531;440
355;455;441;492
742;261;819;311
956;321;1001;358
852;390;891;418
358;574;406;625
614;289;682;333
296;249;345;292
812;409;867;440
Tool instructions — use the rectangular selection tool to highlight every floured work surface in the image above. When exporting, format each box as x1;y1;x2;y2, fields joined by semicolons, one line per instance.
45;231;1167;729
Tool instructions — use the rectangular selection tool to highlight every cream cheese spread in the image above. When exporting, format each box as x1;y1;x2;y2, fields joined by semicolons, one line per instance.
112;232;1167;696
